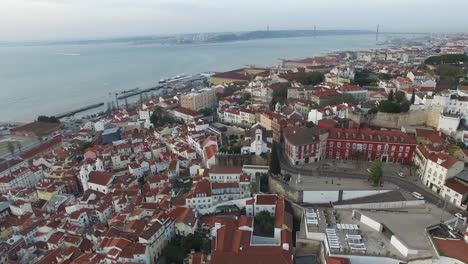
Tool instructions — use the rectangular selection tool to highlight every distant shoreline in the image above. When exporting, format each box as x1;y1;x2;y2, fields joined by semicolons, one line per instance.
0;29;431;47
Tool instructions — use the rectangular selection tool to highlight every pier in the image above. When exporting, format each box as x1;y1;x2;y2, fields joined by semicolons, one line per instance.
55;102;105;119
116;75;207;99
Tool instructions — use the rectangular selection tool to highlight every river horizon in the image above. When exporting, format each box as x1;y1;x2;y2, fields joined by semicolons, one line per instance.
0;34;385;123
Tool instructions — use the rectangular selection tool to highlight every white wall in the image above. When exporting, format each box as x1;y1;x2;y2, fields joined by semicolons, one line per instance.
342;190;391;200
358;213;383;232
303;191;339;203
390;235;417;257
335;200;425;210
331;255;402;264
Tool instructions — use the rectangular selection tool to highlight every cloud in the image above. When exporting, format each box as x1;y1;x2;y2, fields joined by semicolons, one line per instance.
0;0;467;41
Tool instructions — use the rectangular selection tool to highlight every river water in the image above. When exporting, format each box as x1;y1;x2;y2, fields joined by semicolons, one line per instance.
0;34;381;122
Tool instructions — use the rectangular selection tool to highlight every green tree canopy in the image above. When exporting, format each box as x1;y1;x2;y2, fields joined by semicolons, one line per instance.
150;107;181;127
388;90;394;101
271;83;290;104
424;54;468;65
378;100;401;113
395;91;406;103
37;115;60;123
269;143;281;175
368;159;383;186
199;108;214;117
7;141;15;156
254;211;275;237
295;72;324;85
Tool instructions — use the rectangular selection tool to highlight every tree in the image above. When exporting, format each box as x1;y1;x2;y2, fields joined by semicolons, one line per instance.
321;94;356;107
259;173;269;193
254;211;275;237
400;101;411;112
271;83;289;104
424;54;468;65
7;141;15;156
269;143;281;175
353;70;378;86
37;115;60;123
79;141;94;153
150;107;181;127
395;91;406;103
295;72;324;85
378;100;401;113
162;240;185;264
368;159;383;186
387;90;394;101
239;93;251;105
199;108;214;117
16;141;22;153
410;90;416;104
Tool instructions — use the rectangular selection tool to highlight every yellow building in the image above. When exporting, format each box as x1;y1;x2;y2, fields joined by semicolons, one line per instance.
210;68;268;85
181;87;216;111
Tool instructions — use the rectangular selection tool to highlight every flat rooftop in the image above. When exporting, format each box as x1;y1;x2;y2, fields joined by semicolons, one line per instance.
301;203;466;261
357;204;461;251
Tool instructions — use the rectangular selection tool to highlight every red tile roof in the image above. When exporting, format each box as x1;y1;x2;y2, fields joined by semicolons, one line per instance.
428;153;459;169
168;207;197;226
174;107;203;117
339;85;364;92
326;257;351;264
20;136;62;160
433;238;468;264
210;166;243;174
256;194;278;205
444;179;468;194
327;128;417;144
88;171;114;186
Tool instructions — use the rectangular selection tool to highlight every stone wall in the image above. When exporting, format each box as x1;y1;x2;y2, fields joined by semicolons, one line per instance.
370;106;442;129
268;175;303;204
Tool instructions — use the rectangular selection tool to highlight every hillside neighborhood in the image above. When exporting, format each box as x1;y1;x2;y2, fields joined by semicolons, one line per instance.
1;34;468;264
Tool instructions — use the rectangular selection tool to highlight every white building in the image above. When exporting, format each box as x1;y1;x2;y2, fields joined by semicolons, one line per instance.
241;129;271;155
437;114;461;137
417;151;464;193
209;166;243;183
440;176;468;210
246;194;278;217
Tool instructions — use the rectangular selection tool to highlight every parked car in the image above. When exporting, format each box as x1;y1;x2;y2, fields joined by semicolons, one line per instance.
397;172;404;177
455;213;464;219
411;192;424;200
366;168;371;173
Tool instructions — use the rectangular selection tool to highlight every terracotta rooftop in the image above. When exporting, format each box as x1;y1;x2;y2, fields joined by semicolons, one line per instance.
433;238;468;263
255;194;278;205
88;171;114;186
11;121;62;137
444;178;468;194
327;128;417;144
283;127;321;146
210;166;243;174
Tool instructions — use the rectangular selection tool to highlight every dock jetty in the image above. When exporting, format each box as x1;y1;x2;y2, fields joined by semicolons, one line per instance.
55;102;104;119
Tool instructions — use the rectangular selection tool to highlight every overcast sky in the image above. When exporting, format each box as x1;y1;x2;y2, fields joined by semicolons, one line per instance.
1;0;467;41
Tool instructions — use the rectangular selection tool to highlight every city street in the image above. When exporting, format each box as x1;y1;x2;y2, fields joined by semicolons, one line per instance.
278;148;468;218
